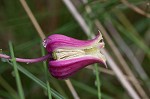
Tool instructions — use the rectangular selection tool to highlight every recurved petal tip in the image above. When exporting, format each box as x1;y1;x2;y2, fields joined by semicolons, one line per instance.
104;61;108;68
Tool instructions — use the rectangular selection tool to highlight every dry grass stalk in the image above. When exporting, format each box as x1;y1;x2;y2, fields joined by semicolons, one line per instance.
62;0;140;98
19;0;79;98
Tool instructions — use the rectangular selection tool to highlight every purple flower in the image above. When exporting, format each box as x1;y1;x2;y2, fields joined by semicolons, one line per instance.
43;31;106;79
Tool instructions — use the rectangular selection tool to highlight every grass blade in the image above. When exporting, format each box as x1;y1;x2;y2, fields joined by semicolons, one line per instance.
41;42;52;99
9;41;25;99
7;61;65;99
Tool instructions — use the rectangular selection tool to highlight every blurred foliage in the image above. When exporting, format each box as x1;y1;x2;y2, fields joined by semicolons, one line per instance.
0;0;150;99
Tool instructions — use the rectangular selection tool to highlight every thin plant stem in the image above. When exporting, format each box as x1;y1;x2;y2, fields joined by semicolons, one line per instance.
65;80;80;99
6;61;65;99
120;0;150;18
94;64;101;99
82;1;148;98
19;1;78;99
62;0;140;98
9;41;25;99
105;20;150;97
41;42;52;99
87;11;101;99
0;53;50;63
86;66;139;82
95;20;148;98
20;0;45;40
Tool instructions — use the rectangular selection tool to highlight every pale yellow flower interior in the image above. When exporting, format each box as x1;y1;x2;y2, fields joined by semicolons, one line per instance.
51;31;106;64
52;45;106;63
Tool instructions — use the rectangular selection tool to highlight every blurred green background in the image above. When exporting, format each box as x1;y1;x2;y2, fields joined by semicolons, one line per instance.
0;0;150;99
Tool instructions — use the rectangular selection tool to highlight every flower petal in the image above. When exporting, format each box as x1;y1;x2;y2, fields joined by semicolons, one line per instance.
44;32;104;53
49;56;105;79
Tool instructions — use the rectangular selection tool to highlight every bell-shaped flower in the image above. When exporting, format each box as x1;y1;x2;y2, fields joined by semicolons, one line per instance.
43;31;106;79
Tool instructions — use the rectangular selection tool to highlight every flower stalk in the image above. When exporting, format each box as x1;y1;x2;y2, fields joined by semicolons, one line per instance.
0;54;50;64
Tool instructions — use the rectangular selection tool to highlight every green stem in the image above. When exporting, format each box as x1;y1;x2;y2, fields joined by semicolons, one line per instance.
94;64;101;99
7;61;65;99
9;41;25;99
41;42;52;99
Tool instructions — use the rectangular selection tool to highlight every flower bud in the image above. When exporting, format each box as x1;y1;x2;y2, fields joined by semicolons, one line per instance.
43;31;106;79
